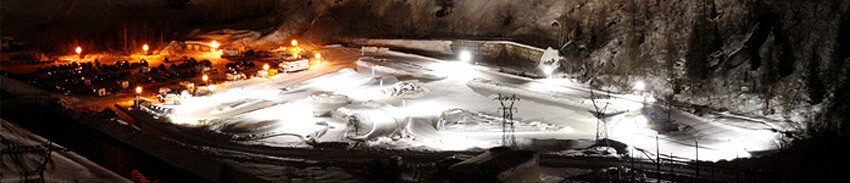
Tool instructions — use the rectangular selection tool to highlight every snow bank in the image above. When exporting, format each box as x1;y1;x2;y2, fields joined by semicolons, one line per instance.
309;92;353;117
310;92;352;104
356;60;447;80
383;80;430;99
467;78;642;114
332;105;400;140
357;39;454;55
437;109;571;132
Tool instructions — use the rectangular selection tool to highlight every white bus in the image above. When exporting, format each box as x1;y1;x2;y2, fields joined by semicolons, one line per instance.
279;59;309;72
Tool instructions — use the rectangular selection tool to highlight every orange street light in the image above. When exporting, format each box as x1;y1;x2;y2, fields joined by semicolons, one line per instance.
135;86;143;106
143;44;149;52
75;46;83;60
263;63;270;71
210;41;219;50
291;40;298;46
202;74;209;82
314;53;321;59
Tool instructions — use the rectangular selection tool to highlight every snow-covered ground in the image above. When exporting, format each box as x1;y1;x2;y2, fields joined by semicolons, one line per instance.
145;50;786;162
0;119;130;182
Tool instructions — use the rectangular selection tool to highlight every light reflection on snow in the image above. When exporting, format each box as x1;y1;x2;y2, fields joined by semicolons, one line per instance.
153;51;782;162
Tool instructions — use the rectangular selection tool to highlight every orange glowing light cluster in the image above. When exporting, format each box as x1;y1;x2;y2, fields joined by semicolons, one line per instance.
290;47;304;56
291;40;298;46
135;86;143;94
143;44;149;52
210;41;220;49
202;74;209;82
263;64;270;70
314;53;321;59
75;47;82;54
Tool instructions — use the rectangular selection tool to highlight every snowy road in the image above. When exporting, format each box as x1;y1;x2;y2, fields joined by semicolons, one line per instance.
143;48;785;162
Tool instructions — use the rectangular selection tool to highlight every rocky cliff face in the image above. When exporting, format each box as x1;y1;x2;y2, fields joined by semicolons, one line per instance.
3;0;849;134
301;0;850;134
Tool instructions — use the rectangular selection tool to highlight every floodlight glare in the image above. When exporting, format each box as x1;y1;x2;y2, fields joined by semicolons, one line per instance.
634;80;646;91
543;65;554;75
459;50;472;62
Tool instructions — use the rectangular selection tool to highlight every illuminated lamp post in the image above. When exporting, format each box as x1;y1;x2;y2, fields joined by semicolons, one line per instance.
290;40;300;59
634;80;646;92
315;53;322;65
634;80;647;102
263;63;271;77
142;44;149;55
210;41;219;52
202;74;209;85
459;50;472;63
542;65;554;78
135;86;142;107
75;46;83;60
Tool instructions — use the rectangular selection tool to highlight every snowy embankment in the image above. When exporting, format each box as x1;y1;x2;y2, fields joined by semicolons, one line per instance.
350;39;454;55
467;78;643;114
1;119;130;183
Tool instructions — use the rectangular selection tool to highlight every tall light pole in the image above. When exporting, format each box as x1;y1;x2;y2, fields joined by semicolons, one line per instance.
263;64;270;77
695;138;700;179
210;41;219;52
290;40;300;59
314;52;323;67
75;46;82;60
459;50;472;63
543;65;554;78
656;134;661;183
135;86;142;107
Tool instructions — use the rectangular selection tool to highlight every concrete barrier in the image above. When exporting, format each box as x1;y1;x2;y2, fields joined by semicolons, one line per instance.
345;39;559;78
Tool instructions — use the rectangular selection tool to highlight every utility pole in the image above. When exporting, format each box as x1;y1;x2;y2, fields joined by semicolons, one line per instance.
495;93;519;149
736;145;740;183
656;134;661;183
696;138;700;180
670;152;674;182
629;146;637;182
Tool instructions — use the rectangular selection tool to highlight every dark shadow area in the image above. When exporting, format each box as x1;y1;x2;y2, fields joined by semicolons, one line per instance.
0;101;208;183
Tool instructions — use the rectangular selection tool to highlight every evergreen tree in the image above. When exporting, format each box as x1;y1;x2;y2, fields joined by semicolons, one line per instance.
807;45;825;104
685;0;717;89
